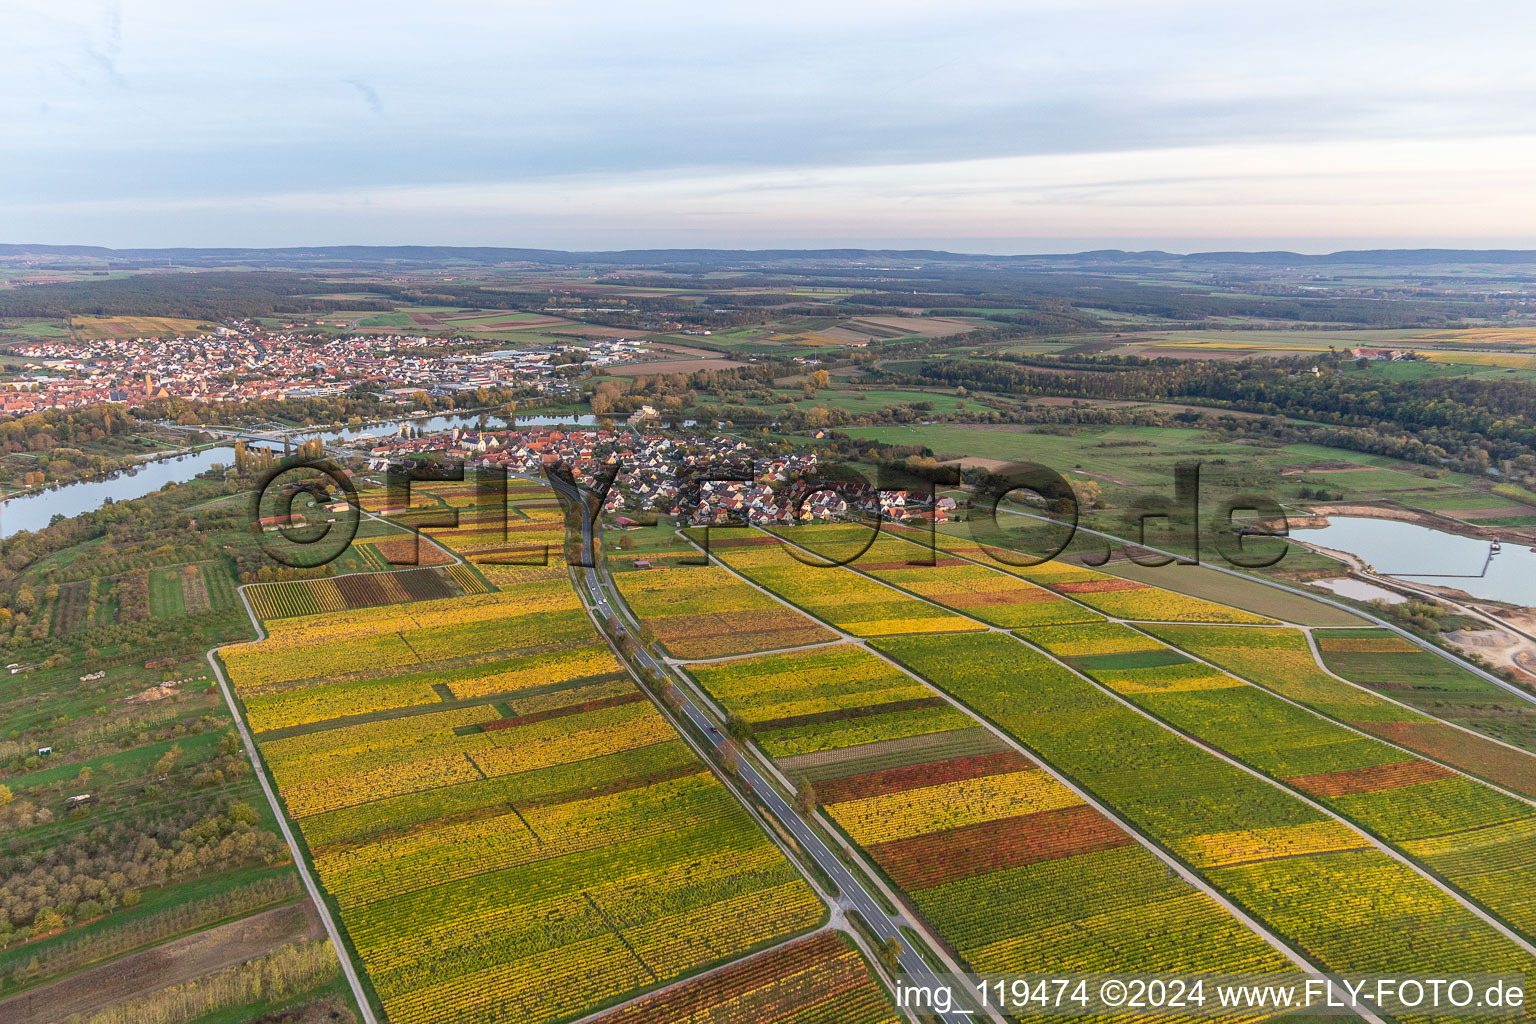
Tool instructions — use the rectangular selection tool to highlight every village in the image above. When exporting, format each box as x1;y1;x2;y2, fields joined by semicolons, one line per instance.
359;423;956;530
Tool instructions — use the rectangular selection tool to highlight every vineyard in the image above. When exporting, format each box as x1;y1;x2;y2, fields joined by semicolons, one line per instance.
872;631;1536;991
1096;622;1536;939
687;644;971;759
613;562;835;657
224;586;594;688
878;521;1277;623
221;487;826;1024
245;565;466;620
694;530;982;636
1314;627;1536;752
351;533;456;568
675;625;1297;998
1147;624;1536;798
588;930;898;1024
234;698;823;1024
773;527;1105;629
313;691;824;1024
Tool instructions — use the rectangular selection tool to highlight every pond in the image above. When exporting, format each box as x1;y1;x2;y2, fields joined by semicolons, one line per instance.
1308;577;1408;605
1301;516;1536;607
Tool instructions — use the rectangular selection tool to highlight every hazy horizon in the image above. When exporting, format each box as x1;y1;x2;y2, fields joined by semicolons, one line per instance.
11;239;1536;259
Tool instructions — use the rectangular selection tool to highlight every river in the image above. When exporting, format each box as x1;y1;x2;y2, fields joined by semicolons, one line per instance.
0;406;701;539
0;410;622;539
1302;515;1536;607
0;446;238;539
297;410;599;443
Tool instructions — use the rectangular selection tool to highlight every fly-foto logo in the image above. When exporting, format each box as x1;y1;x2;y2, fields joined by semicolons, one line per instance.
251;456;1290;572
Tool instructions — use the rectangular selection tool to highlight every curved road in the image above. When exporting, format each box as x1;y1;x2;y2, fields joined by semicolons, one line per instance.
545;469;976;1024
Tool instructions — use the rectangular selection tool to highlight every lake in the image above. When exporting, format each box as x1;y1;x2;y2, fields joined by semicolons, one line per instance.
1301;516;1536;607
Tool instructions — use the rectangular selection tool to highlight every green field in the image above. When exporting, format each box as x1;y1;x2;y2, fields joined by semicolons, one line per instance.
841;423;1505;530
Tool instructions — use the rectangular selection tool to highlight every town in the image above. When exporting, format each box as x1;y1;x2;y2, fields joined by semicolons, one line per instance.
0;321;660;414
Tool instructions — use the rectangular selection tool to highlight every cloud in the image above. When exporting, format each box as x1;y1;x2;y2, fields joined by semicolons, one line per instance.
82;1;124;86
9;135;1536;251
345;78;385;117
3;0;1536;246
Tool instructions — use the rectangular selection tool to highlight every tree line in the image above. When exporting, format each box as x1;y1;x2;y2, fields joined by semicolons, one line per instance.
898;353;1536;471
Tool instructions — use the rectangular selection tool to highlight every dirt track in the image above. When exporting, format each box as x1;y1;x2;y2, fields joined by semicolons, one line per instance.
0;899;321;1024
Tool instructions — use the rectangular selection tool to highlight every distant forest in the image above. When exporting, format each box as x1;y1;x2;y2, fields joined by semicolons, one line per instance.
898;355;1536;467
0;273;391;320
0;264;1508;327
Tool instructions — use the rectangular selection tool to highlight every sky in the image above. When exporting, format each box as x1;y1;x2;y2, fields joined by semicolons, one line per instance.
4;0;1536;253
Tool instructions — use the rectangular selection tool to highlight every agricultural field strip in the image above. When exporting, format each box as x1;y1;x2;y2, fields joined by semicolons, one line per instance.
358;502;469;565
566;926;893;1024
669;532;1333;982
245;562;460;600
873;524;1536;803
869;523;1291;628
754;526;1536;963
681;532;981;638
223;588;597;695
588;566;991;1024
560;928;827;1024
664;636;849;666
986;502;1536;710
245;566;464;621
760;529;1108;631
225;556;835;1023
576;928;901;1024
610;562;837;660
1297;626;1536;763
205;581;381;1024
1141;623;1536;808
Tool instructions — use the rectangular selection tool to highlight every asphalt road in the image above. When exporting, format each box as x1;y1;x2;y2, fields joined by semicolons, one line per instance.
547;471;975;1023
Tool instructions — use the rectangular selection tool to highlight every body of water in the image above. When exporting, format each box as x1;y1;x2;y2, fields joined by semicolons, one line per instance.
312;410;599;443
1;409;662;539
1309;576;1408;605
1302;515;1536;607
0;446;237;538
